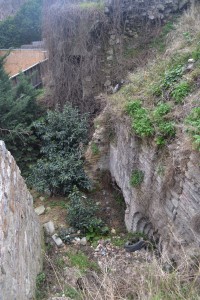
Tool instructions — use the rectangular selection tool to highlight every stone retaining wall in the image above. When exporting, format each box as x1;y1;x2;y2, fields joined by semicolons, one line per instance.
0;141;42;300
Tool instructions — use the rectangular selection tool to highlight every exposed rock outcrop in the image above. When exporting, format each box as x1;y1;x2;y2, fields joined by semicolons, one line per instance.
109;120;200;254
88;112;200;255
0;141;42;300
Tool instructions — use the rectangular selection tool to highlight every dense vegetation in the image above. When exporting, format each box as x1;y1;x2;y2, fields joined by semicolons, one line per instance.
0;55;90;196
28;105;91;195
0;0;42;48
0;55;43;174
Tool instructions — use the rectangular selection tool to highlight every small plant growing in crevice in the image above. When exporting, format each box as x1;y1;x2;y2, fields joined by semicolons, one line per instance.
91;142;100;155
35;272;46;300
185;107;200;151
130;170;144;187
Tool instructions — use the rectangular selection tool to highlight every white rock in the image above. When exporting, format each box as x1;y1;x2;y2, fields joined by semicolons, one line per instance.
188;58;195;63
43;221;55;236
39;196;45;201
80;237;87;246
52;234;63;248
35;205;45;216
104;79;111;87
111;228;116;234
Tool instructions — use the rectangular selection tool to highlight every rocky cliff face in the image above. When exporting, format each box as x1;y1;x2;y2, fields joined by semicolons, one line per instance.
0;141;42;300
88;110;200;256
0;0;26;20
109;119;200;254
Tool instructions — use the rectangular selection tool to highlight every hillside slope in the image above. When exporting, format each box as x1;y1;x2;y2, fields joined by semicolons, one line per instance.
88;4;200;256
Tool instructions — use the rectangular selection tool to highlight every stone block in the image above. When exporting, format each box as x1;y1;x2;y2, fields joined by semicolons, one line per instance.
43;221;55;236
52;234;63;247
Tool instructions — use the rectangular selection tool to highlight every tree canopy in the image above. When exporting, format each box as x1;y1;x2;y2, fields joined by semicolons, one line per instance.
0;0;42;48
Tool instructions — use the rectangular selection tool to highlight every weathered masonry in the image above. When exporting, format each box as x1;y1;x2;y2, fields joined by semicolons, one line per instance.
0;141;42;300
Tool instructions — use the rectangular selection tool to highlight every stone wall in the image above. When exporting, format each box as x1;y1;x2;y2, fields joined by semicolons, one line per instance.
87;105;200;255
109;120;200;254
0;141;42;300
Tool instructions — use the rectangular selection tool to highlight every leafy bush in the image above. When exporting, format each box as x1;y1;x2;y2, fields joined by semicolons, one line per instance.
0;0;42;48
185;107;200;151
67;187;108;235
152;103;175;145
130;170;144;187
151;65;183;96
0;56;43;175
162;65;184;89
171;81;191;103
28;105;90;195
153;103;171;120
126;101;175;145
126;101;154;137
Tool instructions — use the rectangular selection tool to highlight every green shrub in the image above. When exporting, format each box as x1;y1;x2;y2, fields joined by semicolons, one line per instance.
0;57;44;175
185;107;200;151
28;105;90;195
171;81;191;103
130;170;144;187
162;65;184;89
153;103;171;120
126;101;175;144
157;121;176;137
126;101;154;137
153;103;175;145
67;187;107;235
0;0;42;48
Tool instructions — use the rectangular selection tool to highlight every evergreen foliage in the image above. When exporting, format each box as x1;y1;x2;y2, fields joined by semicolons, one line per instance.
28;105;91;195
0;0;42;48
67;187;108;236
0;56;43;174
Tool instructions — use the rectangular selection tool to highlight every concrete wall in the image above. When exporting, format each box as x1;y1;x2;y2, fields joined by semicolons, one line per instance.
0;141;42;300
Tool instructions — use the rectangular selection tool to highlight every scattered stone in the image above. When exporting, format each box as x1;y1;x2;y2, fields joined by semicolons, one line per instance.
52;234;64;248
188;58;195;63
43;221;55;236
107;55;113;61
116;38;120;44
80;237;87;246
107;49;114;55
72;237;81;245
186;63;194;71
39;196;45;201
104;79;111;87
46;206;51;212
35;205;45;216
111;228;116;234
